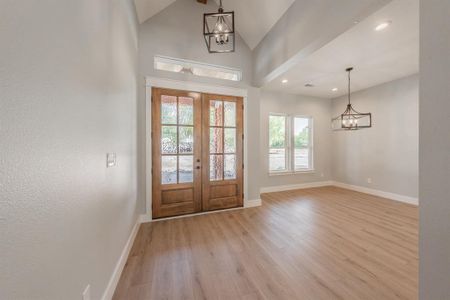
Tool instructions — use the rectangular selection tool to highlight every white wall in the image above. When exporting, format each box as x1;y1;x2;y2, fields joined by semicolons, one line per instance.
259;91;333;189
138;0;261;207
420;0;450;298
331;75;419;199
0;0;139;299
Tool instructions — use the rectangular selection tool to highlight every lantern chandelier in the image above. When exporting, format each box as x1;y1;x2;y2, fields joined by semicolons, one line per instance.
203;0;235;53
332;67;372;130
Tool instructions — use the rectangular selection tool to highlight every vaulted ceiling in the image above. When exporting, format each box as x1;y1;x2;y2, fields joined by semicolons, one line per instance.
134;0;418;98
134;0;176;25
264;0;419;98
263;0;419;98
134;0;295;50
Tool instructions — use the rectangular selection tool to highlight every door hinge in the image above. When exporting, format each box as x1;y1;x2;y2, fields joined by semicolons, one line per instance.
242;163;244;169
242;134;244;140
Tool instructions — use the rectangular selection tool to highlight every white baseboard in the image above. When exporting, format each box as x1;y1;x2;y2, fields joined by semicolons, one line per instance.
101;217;141;300
139;214;152;224
332;181;419;205
260;180;418;206
244;198;262;208
260;181;334;194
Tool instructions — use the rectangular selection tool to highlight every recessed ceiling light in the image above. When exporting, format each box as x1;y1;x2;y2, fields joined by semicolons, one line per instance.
282;79;288;84
305;83;314;87
332;88;338;92
375;21;392;31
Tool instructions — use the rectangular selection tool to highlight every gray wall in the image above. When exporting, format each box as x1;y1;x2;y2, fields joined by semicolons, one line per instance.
138;0;261;205
259;91;332;189
0;0;139;299
331;75;419;198
420;0;450;298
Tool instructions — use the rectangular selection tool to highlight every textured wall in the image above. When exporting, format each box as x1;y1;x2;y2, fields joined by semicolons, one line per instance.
419;0;450;298
259;91;333;189
331;75;419;198
0;0;139;299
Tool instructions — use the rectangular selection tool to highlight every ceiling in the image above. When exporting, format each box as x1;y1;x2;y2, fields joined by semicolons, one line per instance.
211;0;295;50
134;0;176;24
134;0;295;50
262;0;419;98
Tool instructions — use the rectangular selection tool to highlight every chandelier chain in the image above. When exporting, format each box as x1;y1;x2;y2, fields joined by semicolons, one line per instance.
348;68;351;105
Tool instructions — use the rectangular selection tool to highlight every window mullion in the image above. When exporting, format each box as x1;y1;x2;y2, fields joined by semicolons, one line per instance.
309;117;313;170
289;116;294;172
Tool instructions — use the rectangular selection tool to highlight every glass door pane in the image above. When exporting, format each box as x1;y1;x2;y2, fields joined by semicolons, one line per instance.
160;95;195;184
209;100;237;181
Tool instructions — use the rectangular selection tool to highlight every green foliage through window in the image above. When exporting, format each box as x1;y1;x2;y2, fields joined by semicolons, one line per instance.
269;115;286;148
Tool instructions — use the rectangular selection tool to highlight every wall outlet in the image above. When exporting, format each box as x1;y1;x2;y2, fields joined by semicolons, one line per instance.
106;153;117;168
320;172;324;178
82;284;91;300
367;178;372;184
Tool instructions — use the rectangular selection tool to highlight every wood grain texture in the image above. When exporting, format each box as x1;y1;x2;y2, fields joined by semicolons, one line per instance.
152;88;202;219
113;187;418;300
202;94;243;212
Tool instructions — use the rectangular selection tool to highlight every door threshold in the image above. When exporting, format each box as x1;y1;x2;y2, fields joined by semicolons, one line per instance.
151;206;247;222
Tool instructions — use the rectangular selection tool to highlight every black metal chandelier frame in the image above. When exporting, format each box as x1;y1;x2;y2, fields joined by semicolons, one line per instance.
203;0;235;53
332;67;372;130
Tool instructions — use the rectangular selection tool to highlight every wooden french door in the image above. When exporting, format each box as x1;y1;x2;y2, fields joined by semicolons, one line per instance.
202;94;243;211
152;88;202;218
152;88;243;219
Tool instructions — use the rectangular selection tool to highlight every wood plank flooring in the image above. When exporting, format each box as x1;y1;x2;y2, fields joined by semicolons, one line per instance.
113;187;418;300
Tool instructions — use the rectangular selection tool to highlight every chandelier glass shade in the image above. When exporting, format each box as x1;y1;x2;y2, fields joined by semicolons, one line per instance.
203;0;235;53
332;68;372;130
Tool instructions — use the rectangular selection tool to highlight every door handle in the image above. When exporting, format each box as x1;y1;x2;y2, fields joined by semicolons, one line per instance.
196;166;201;169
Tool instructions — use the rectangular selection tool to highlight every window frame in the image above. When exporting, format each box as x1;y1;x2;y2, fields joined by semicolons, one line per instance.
268;113;314;175
268;113;290;174
292;115;314;172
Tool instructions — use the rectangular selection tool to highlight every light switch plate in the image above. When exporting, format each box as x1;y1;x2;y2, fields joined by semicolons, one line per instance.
107;153;117;168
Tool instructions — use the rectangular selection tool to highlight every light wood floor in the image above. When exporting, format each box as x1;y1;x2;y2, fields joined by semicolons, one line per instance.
113;187;418;300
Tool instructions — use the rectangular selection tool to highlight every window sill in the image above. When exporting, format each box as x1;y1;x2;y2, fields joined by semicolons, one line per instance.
269;169;315;176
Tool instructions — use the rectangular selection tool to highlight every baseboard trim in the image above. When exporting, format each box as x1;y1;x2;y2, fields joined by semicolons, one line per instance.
139;214;152;224
332;181;419;205
260;181;334;194
244;198;262;208
101;217;140;300
260;180;418;206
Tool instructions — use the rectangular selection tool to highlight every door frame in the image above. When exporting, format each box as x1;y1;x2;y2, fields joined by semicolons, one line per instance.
145;77;250;220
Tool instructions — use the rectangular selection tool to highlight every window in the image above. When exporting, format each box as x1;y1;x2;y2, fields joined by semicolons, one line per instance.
293;117;313;170
268;114;313;173
154;55;242;81
269;115;288;172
